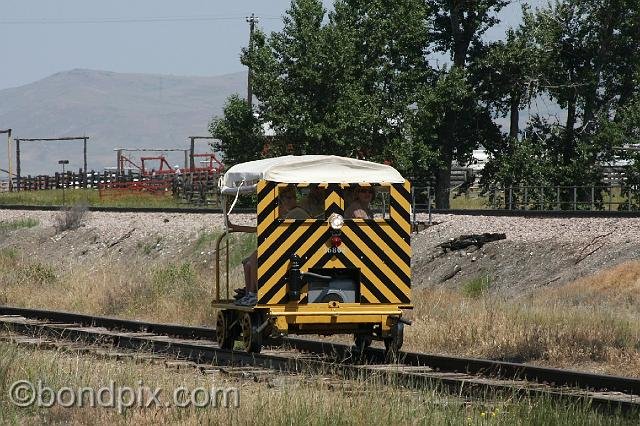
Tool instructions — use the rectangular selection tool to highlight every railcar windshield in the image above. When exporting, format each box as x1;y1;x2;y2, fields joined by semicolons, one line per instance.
274;183;392;221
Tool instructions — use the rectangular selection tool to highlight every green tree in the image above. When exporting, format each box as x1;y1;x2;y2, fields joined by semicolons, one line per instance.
242;0;432;168
243;0;337;155
412;68;500;188
422;0;509;208
208;95;264;167
482;0;640;195
473;25;537;139
527;0;640;163
325;0;432;166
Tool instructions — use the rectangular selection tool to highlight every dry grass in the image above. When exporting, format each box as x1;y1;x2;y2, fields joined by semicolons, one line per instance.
0;343;631;425
406;263;640;376
541;260;640;308
0;188;190;209
0;231;253;326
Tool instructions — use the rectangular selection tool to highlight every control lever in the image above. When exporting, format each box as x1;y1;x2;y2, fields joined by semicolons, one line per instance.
289;254;333;301
301;271;332;281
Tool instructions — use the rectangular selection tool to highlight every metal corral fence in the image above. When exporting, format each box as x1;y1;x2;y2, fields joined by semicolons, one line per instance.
412;184;640;212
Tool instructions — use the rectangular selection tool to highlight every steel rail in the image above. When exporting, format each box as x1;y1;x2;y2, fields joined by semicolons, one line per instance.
427;208;640;218
1;305;639;410
282;338;640;396
3;203;640;218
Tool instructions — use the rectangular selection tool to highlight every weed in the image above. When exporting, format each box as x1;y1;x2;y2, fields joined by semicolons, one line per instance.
0;342;634;424
227;233;257;267
141;235;163;255
462;275;491;298
19;263;57;286
0;248;19;267
152;263;197;298
194;230;220;251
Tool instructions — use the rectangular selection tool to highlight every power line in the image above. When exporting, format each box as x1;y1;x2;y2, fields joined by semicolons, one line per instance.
0;15;280;25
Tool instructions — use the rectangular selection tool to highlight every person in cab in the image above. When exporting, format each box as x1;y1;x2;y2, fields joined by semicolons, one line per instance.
345;186;374;219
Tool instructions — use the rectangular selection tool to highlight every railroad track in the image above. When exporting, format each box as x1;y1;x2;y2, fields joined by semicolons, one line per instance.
1;306;638;413
3;203;640;218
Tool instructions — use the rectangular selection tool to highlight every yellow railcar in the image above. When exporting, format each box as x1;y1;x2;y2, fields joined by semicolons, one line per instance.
213;155;412;353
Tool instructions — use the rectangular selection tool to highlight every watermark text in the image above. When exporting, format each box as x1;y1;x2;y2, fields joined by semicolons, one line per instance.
9;380;239;413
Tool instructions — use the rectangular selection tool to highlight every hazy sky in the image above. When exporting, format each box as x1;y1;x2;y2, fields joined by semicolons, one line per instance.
0;0;543;91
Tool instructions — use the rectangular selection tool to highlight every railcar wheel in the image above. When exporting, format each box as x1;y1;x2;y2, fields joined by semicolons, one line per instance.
354;333;373;351
215;310;237;350
241;312;263;353
383;322;404;357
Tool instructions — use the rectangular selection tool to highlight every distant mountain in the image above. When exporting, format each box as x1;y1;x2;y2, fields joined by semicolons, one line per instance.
0;69;246;174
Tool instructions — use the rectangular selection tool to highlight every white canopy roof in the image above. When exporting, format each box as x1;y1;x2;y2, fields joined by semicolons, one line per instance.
220;155;405;194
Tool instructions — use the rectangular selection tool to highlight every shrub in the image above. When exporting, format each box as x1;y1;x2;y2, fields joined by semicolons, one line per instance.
54;203;88;232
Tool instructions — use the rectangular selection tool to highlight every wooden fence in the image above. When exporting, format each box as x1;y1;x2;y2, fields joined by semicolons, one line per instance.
3;170;221;205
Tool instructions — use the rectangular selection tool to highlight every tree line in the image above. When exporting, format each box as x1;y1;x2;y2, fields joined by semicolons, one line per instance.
210;0;640;208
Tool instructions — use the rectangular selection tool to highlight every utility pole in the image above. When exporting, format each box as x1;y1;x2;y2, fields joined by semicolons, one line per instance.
0;129;11;191
246;13;259;108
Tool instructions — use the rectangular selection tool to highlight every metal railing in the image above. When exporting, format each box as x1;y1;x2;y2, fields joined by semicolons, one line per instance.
411;184;640;213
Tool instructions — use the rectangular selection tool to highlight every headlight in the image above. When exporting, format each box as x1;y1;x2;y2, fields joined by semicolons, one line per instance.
328;213;344;230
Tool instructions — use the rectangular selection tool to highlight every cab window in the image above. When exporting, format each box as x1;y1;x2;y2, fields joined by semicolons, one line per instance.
344;185;390;219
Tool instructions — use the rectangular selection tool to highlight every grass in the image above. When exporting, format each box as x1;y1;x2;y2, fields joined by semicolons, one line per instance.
450;191;491;209
0;227;255;326
0;343;634;425
408;285;640;373
461;275;491;298
0;217;39;233
0;189;214;209
194;230;221;252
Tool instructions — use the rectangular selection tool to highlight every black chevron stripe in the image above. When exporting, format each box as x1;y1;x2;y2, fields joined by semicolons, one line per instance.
389;195;410;221
388;199;411;242
258;221;326;287
336;252;389;304
257;220;306;271
340;237;410;303
345;222;410;287
257;199;278;224
326;203;343;216
257;181;277;201
259;280;285;304
393;182;411;201
258;219;281;245
367;219;411;266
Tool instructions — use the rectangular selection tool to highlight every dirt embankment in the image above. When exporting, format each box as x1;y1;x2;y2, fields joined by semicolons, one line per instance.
0;209;256;273
411;213;640;296
2;209;638;297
